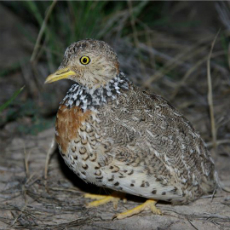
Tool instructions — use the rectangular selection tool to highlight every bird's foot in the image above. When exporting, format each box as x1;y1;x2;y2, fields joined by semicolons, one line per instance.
85;193;161;219
114;199;162;219
84;192;126;209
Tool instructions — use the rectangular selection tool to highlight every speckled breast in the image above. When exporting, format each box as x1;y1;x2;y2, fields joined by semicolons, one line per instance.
55;104;109;184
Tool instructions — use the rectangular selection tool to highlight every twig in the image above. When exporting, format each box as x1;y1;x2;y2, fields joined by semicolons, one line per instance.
127;1;148;78
30;0;57;63
207;31;220;151
23;144;30;178
187;218;199;230
206;139;230;148
44;137;57;190
10;203;28;227
170;50;225;100
127;0;139;48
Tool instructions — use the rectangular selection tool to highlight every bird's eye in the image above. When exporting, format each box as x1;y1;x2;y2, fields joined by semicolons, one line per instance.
80;56;90;65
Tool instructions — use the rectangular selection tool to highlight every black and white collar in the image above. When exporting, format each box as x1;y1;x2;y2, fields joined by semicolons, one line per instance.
62;72;129;111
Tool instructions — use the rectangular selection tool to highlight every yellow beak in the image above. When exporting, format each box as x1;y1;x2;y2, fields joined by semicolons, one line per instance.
45;67;76;84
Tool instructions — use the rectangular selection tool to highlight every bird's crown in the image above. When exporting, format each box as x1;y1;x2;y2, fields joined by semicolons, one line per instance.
45;39;120;89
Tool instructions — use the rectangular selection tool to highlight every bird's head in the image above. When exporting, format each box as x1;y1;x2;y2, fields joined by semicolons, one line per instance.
45;39;120;89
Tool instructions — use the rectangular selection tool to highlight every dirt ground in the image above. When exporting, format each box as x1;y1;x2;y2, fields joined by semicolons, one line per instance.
0;3;230;230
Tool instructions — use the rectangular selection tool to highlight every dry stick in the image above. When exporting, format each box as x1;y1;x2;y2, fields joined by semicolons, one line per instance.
44;137;57;190
30;0;57;63
127;1;145;76
10;203;28;227
11;145;30;227
23;143;30;178
206;139;230;148
127;0;139;49
141;43;208;88
228;43;230;70
170;50;225;100
187;219;199;230
207;32;219;152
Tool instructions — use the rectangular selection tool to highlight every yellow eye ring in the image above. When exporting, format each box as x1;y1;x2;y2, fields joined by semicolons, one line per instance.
80;56;90;65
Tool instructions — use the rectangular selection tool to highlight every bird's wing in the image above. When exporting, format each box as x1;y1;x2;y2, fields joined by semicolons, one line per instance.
96;85;215;190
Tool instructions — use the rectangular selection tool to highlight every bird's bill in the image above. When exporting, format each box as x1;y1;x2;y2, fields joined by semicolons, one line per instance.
45;67;76;84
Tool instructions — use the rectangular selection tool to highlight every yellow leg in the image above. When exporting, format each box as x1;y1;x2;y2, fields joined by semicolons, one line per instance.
115;199;162;219
84;192;126;209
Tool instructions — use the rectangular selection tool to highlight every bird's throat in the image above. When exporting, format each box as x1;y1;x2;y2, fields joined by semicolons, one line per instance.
62;72;129;111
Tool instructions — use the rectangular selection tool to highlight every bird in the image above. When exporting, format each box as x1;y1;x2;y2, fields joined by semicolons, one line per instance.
45;39;217;219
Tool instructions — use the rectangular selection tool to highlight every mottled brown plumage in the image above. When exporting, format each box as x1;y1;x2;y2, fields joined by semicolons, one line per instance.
45;39;217;217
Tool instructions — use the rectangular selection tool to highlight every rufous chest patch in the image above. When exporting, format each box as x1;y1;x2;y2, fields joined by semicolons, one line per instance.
55;104;92;154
